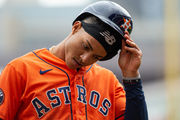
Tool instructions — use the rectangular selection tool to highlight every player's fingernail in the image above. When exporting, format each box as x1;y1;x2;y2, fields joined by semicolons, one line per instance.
124;34;128;37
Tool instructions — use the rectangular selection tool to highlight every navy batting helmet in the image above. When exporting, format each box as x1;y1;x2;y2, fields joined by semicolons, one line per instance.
73;1;133;60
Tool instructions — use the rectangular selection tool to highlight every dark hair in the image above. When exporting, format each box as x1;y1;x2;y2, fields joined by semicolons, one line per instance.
81;14;106;27
81;14;121;36
82;14;99;23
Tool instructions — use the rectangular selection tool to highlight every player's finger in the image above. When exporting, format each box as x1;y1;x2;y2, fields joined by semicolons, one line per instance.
124;34;133;42
126;39;139;50
125;46;142;57
124;31;129;35
121;39;126;52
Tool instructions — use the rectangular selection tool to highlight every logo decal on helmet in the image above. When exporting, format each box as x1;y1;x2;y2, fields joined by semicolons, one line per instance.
121;18;132;32
73;1;133;60
0;88;4;105
100;30;116;45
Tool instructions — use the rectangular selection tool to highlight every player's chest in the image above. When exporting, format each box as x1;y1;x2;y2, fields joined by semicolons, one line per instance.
23;73;113;119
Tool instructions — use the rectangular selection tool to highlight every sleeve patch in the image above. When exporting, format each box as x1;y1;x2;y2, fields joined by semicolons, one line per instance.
0;88;4;105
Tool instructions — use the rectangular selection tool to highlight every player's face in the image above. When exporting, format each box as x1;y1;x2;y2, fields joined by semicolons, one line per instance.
64;21;107;70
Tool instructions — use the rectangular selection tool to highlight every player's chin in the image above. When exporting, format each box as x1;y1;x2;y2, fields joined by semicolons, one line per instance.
66;62;76;70
67;58;81;70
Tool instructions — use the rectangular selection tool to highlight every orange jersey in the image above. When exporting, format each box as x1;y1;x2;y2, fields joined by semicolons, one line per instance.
0;48;125;120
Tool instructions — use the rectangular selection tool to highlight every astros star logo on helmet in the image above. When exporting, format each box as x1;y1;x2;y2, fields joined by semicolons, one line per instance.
121;18;132;32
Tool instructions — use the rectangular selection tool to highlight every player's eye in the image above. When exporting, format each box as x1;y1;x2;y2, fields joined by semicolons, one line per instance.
82;42;89;50
93;55;100;60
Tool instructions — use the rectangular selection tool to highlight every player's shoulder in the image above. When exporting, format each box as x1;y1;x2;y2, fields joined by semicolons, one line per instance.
89;63;120;85
8;48;46;67
91;63;115;75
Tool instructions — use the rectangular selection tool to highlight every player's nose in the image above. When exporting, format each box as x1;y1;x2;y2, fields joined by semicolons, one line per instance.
80;53;91;64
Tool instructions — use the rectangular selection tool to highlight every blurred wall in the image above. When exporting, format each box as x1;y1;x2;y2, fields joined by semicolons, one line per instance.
0;0;170;82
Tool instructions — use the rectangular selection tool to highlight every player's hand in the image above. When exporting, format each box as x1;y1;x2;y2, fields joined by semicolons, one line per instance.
118;31;142;77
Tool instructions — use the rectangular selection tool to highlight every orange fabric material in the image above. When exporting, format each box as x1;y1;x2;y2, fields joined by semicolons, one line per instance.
0;48;125;120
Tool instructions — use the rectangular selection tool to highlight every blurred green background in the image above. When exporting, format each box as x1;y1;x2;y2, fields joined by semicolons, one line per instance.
0;0;179;119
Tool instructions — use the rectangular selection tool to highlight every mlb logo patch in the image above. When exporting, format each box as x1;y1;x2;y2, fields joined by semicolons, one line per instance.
0;88;4;105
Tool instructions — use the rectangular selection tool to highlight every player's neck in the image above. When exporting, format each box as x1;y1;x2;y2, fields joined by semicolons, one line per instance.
49;41;65;61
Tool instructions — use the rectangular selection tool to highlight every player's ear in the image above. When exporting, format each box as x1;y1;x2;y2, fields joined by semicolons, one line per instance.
72;21;82;34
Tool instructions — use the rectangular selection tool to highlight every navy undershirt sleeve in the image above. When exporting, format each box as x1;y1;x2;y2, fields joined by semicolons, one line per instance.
123;80;148;120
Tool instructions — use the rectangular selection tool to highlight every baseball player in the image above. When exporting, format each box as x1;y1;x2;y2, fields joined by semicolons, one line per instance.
0;1;148;120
